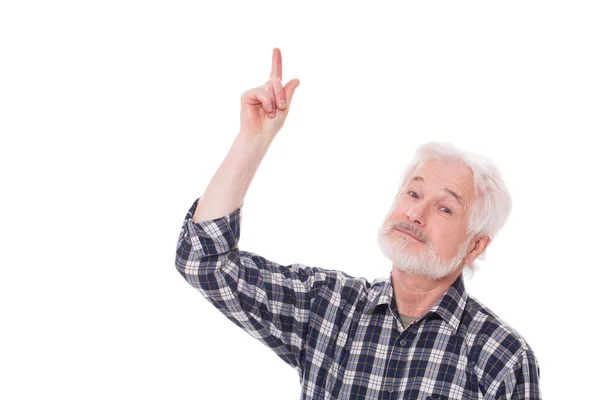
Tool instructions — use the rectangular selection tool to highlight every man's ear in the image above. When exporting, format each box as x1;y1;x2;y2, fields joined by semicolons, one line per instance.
464;235;491;265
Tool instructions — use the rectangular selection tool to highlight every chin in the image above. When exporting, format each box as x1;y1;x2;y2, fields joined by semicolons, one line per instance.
377;225;467;280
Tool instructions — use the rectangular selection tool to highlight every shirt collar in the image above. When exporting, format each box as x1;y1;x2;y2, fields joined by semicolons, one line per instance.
363;270;468;335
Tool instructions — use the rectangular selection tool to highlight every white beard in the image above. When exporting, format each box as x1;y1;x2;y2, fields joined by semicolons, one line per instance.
377;221;471;280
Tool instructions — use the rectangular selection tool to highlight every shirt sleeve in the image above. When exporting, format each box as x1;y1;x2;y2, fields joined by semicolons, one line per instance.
493;349;542;399
174;197;327;375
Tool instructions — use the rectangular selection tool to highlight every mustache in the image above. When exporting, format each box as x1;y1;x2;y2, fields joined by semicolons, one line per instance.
389;221;427;243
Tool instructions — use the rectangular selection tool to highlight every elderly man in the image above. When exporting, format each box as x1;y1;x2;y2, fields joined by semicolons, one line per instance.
175;48;541;399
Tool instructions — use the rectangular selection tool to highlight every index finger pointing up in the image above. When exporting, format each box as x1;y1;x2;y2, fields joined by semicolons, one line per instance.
270;48;282;80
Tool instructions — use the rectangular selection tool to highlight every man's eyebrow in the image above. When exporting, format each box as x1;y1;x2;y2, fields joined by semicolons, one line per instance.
409;176;464;206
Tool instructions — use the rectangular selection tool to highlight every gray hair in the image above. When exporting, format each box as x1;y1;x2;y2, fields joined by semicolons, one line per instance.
396;142;513;276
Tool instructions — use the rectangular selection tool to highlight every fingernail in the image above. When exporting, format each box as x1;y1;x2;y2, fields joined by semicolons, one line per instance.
278;101;286;109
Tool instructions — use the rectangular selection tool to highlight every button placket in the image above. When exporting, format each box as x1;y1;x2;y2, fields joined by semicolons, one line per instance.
381;331;403;399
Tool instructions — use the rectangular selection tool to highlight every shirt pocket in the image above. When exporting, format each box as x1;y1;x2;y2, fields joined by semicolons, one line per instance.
403;389;472;399
414;392;472;400
399;390;450;400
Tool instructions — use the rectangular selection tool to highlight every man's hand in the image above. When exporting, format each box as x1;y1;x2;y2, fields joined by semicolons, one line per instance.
239;48;300;139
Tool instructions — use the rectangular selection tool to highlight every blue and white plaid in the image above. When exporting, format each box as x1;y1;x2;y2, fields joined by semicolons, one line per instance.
175;197;542;399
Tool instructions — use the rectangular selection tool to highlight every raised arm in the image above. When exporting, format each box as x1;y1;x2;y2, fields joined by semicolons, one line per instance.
192;47;300;222
176;48;319;373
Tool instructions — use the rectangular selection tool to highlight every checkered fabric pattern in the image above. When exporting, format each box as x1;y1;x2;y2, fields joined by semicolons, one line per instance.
175;197;542;399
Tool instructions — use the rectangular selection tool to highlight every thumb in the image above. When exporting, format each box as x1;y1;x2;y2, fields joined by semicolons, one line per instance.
283;79;300;110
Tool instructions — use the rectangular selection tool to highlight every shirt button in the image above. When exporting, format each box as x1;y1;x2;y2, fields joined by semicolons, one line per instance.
400;339;407;346
387;386;394;393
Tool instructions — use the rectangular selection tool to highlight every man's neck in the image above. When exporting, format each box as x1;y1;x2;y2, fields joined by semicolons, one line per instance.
391;267;461;317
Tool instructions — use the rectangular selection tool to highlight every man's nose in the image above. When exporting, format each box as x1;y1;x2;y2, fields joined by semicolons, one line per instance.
406;204;425;226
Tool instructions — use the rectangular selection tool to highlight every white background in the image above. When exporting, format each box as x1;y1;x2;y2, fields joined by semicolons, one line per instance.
1;1;598;399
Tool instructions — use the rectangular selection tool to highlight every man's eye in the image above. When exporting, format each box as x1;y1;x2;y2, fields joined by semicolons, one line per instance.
408;192;452;214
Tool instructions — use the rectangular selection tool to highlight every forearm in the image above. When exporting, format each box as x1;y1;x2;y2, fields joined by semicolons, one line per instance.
192;132;273;223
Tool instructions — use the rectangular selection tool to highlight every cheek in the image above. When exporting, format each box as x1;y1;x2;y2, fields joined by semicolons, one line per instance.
433;231;466;258
387;203;409;220
438;233;465;259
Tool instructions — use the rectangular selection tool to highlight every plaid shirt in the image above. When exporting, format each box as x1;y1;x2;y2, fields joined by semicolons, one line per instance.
175;197;542;399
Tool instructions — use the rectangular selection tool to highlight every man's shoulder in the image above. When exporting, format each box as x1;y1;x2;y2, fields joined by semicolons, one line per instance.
462;294;535;383
276;262;374;297
318;268;377;295
464;294;533;352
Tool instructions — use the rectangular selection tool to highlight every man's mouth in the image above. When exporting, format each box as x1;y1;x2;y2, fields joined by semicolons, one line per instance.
395;228;424;243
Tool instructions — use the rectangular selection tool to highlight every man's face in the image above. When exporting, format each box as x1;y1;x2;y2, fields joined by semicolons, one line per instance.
377;159;476;279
